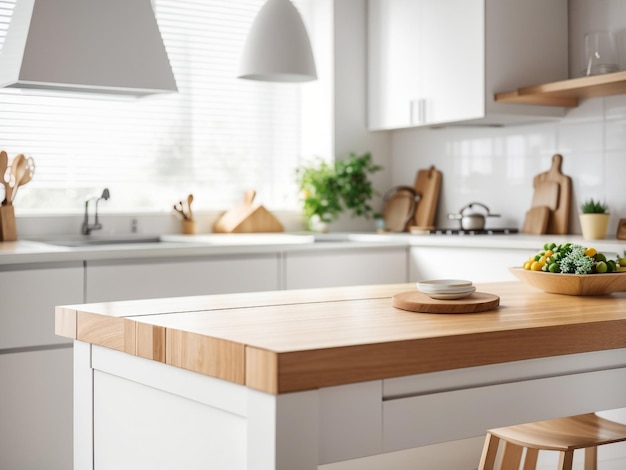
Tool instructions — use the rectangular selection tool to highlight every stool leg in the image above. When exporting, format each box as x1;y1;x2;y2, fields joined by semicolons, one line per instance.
523;448;539;470
583;447;597;470
557;450;573;470
478;433;500;470
501;441;523;470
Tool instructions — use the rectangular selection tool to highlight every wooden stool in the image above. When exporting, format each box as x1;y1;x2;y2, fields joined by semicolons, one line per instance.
478;413;626;470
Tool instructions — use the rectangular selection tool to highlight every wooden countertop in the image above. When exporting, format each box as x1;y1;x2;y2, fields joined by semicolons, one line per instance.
55;282;626;394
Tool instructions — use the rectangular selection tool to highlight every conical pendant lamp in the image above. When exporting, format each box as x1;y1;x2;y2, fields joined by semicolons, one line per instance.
238;0;317;82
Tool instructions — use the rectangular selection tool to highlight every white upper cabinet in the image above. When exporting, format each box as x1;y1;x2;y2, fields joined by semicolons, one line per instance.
368;0;569;130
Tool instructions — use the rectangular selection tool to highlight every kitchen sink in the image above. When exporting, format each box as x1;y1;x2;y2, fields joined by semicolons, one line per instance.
32;234;163;247
160;233;317;245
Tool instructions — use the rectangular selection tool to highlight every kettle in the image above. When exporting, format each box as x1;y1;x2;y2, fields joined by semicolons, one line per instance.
447;202;500;231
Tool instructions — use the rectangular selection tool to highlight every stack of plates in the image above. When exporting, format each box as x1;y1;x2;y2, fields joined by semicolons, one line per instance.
416;279;475;300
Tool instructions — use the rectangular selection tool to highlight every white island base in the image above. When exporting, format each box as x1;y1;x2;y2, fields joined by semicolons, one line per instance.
74;341;626;470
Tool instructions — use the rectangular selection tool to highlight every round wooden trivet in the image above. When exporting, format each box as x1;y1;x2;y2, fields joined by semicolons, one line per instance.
392;291;500;314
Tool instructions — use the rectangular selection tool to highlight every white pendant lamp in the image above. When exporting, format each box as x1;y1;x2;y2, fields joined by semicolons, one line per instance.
239;0;317;82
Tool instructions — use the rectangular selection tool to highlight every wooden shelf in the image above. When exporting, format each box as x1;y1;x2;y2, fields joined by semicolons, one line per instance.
495;70;626;107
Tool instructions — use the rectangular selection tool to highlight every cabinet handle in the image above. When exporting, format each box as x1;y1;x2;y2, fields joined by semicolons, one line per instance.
410;99;426;125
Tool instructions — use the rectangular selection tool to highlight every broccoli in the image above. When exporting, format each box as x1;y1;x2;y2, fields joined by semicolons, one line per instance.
559;245;594;274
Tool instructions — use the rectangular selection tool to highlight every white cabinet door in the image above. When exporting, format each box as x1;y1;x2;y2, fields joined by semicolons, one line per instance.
0;263;82;470
419;0;484;125
285;247;407;290
86;254;280;302
409;246;535;283
368;0;567;130
369;0;483;130
0;262;84;349
368;0;423;130
0;347;73;470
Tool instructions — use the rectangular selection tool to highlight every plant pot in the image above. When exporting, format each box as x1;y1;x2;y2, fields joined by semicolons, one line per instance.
579;213;610;240
307;215;329;233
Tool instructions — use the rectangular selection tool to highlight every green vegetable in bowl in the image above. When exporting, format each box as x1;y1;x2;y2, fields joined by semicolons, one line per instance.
525;242;619;274
559;245;594;274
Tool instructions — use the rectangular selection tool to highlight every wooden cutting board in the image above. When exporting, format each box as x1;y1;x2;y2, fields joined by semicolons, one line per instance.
383;186;417;232
522;205;550;235
413;165;442;229
617;219;626;240
531;180;560;210
213;190;284;233
533;154;571;234
392;291;500;314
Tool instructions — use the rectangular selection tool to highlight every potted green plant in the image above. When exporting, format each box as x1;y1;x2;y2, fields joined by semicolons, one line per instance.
579;198;610;240
296;152;382;231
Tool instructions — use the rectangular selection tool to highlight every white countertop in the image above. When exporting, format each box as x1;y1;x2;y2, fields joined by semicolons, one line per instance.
1;232;625;266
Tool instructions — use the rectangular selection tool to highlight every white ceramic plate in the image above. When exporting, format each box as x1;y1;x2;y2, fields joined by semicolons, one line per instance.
417;279;473;294
426;287;476;300
419;285;476;295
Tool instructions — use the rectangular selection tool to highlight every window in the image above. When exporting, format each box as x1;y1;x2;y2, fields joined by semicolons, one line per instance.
0;0;328;214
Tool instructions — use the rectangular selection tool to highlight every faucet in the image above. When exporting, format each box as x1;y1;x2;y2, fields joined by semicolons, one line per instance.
82;188;110;235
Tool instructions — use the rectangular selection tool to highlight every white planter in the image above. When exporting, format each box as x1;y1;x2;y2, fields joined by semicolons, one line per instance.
307;215;329;233
579;213;610;240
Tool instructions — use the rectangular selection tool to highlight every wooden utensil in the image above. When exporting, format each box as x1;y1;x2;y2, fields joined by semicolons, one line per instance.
9;154;30;203
3;153;24;204
413;165;442;229
16;157;35;187
0;151;7;204
522;205;550;234
532;154;571;234
187;194;194;221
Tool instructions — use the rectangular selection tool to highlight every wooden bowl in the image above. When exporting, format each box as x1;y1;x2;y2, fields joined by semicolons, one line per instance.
510;267;626;296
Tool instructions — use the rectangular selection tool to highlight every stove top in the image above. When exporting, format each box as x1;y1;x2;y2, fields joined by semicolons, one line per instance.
426;228;519;236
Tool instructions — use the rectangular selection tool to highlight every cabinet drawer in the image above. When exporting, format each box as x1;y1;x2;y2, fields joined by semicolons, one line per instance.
86;254;280;302
0;263;84;349
285;247;407;289
382;367;626;453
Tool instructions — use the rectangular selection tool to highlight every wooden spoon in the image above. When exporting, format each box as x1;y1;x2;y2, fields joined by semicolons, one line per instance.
16;157;35;187
3;153;23;204
0;151;7;204
8;154;27;203
187;193;194;220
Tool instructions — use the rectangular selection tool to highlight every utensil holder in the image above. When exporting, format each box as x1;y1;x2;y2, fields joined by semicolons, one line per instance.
182;219;196;235
0;204;17;241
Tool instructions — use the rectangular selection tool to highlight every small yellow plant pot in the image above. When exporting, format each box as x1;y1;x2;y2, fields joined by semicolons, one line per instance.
579;213;610;240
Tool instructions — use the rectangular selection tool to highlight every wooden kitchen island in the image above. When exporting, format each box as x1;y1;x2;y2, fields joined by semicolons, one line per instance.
56;282;626;469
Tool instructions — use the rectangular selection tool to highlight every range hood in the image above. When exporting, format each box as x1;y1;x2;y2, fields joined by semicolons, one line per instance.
0;0;177;96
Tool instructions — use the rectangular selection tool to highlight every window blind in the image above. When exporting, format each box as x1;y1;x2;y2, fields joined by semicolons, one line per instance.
0;0;309;213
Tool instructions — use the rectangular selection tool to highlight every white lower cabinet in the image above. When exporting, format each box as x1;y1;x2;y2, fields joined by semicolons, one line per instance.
85;254;280;302
409;246;535;283
284;247;408;289
0;262;83;470
0;347;73;470
79;345;626;470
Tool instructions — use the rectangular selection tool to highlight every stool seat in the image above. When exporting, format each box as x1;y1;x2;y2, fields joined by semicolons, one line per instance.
478;413;626;470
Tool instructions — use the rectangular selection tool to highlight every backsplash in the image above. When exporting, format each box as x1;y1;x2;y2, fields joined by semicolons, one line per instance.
390;95;626;237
